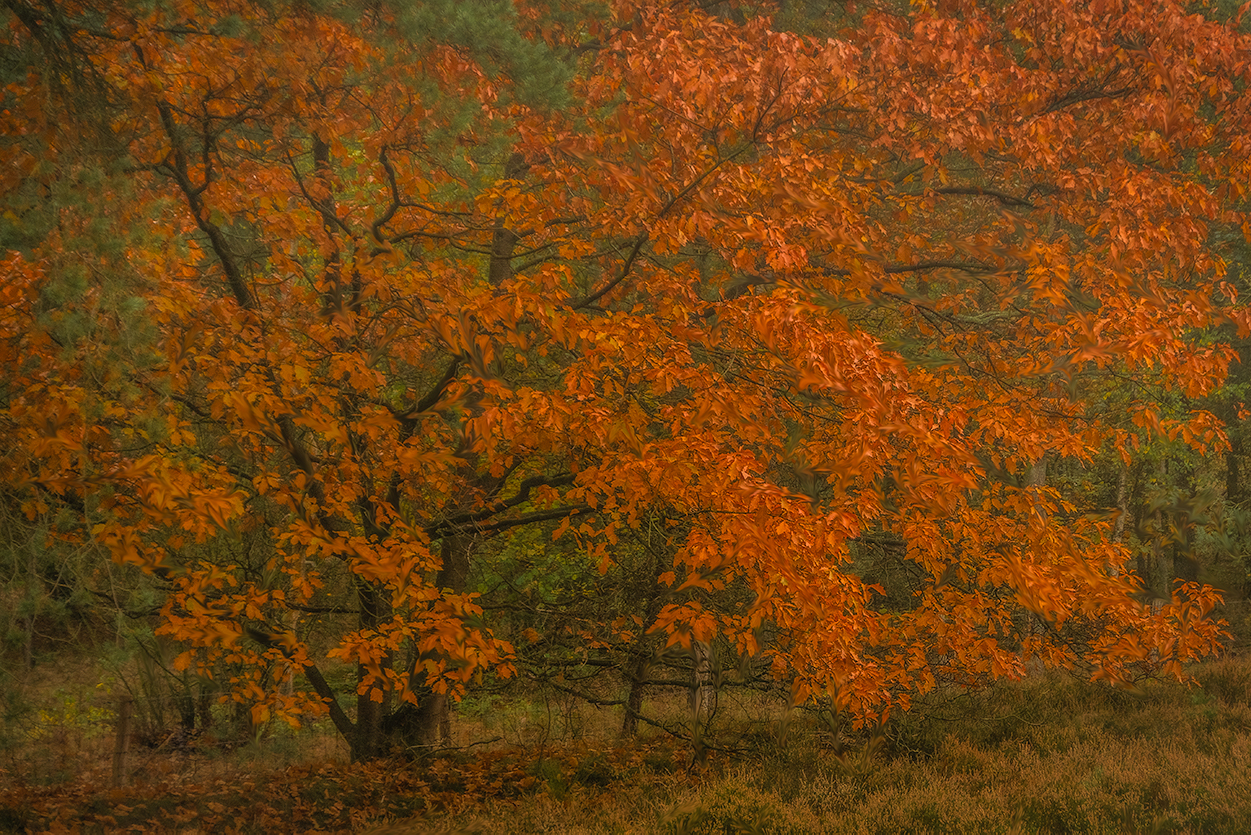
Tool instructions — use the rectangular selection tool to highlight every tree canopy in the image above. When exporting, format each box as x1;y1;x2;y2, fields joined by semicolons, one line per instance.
2;0;1247;759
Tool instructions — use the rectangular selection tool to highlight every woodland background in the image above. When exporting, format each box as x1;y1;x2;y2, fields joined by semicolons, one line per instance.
3;0;1251;830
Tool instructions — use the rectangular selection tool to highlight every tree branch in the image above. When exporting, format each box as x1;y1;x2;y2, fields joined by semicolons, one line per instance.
428;504;593;539
931;186;1035;209
144;70;254;310
570;233;648;309
429;473;576;535
393;357;461;423
244;628;355;741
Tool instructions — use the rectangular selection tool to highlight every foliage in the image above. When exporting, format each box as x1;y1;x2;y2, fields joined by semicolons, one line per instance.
2;0;1248;761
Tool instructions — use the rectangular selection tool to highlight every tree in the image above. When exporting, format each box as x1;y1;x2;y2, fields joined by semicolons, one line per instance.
2;0;1246;759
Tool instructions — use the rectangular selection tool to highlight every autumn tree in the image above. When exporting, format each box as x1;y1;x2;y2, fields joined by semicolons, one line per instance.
3;0;1249;759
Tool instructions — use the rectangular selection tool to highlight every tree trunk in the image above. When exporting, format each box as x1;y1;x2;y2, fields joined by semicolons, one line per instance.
1024;456;1048;674
1174;464;1199;584
1111;462;1129;576
353;578;391;761
1026;457;1047;489
1026;456;1048;521
383;692;451;750
1126;459;1153;593
620;655;649;739
619;523;671;739
383;532;473;752
1228;435;1244;505
1113;463;1129;544
1147;459;1170;599
689;639;717;730
1175;542;1199;583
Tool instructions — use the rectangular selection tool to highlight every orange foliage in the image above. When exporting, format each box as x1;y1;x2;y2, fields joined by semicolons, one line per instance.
2;0;1246;747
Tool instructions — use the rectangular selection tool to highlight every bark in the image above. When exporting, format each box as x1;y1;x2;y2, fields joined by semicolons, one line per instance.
1113;463;1129;545
1026;457;1047;489
488;153;526;287
1150;459;1170;598
197;686;214;731
619;525;671;739
1024;456;1048;674
353;578;391;760
1227;442;1242;504
1111;462;1129;577
407;531;473;747
620;655;649;739
174;687;195;731
1175;543;1199;583
689;639;718;729
1228;431;1245;505
1174;465;1199;584
383;692;451;750
1126;460;1153;593
436;531;473;596
383;533;473;752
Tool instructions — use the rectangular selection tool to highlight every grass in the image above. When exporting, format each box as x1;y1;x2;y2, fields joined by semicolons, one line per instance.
2;656;1251;832
400;658;1251;834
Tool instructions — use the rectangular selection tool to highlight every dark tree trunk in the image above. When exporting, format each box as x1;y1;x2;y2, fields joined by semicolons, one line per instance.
1175;544;1199;583
197;685;214;732
620;655;649;739
353;578;391;760
381;692;451;750
1228;435;1244;504
174;687;195;732
487;152;526;287
1175;464;1200;585
383;533;473;752
619;521;672;739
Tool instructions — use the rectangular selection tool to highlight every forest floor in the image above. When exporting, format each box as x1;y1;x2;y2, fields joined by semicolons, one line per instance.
2;655;1251;833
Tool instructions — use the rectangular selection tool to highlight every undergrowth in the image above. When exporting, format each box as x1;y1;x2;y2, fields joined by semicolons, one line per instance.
1;657;1249;833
